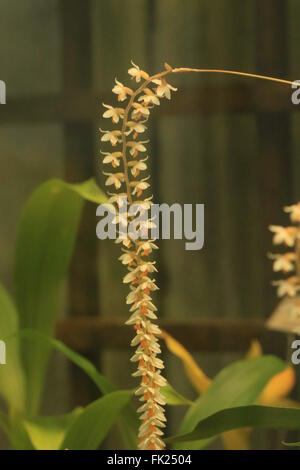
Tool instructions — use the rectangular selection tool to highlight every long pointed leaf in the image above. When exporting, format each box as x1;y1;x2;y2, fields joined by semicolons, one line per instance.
61;391;132;450
0;283;25;411
14;178;106;415
161;384;193;406
0;409;9;437
18;329;113;394
18;329;138;449
23;409;82;450
176;356;286;449
166;405;300;445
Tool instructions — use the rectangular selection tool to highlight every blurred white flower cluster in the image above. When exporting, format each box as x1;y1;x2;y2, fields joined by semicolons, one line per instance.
269;203;300;298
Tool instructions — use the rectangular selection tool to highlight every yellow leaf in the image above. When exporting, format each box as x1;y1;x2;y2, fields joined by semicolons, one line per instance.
162;330;211;394
259;367;296;404
222;429;251;450
271;398;300;408
246;339;263;358
162;331;295;451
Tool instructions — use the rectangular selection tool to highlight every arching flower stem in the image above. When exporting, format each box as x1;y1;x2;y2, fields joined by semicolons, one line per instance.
102;63;298;450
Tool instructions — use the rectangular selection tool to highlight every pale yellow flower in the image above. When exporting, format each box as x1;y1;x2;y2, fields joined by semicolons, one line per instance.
131;102;150;119
112;79;133;101
103;172;124;190
284;203;300;223
100;129;121;146
126;121;147;137
138;88;160;106
119;251;135;265
272;276;300;297
115;236;132;249
268;252;297;272
101;151;122;168
107;193;127;208
128;60;149;82
136;240;158;255
129;158;148;177
102;104;124;123
112;212;128;228
269;225;297;246
127;140;148;157
152;78;177;99
130;179;150;196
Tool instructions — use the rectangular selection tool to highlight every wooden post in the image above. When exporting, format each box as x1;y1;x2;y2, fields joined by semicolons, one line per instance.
255;0;292;315
61;0;99;406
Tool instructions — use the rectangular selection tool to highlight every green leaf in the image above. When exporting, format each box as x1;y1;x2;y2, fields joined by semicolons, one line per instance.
0;283;25;411
17;330;138;449
14;178;106;415
176;356;286;450
61;391;132;450
166;405;300;445
162;384;192;406
18;329;113;394
8;413;35;450
0;409;9;438
23;409;82;450
67;179;107;204
117;405;139;450
282;441;300;447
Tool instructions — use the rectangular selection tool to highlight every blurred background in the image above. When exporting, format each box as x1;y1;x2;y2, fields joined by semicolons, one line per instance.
1;0;300;449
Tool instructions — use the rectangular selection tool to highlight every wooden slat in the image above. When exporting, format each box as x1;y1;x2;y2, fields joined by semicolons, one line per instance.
55;317;288;357
255;0;292;315
0;84;296;124
61;0;99;407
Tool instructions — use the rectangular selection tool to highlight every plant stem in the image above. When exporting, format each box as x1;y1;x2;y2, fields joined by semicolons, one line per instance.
121;67;297;207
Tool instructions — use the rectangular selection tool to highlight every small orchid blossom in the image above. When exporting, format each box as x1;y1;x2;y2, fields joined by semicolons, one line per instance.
100;61;178;450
